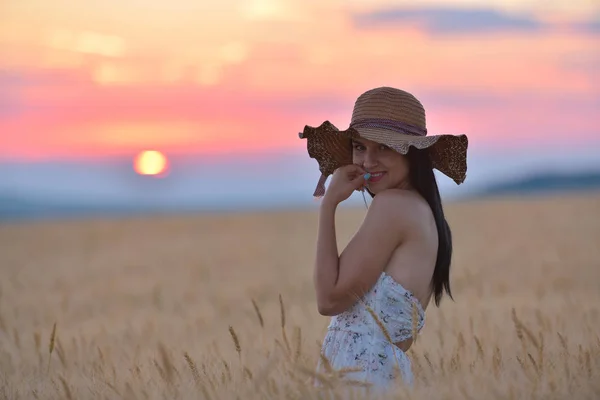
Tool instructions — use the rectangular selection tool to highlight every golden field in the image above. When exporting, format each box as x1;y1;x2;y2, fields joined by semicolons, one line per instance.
1;192;599;399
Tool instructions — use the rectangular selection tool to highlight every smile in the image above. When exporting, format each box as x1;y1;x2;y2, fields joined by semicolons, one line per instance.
367;172;386;183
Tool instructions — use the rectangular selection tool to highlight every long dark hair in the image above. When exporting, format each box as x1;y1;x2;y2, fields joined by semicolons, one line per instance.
367;147;453;307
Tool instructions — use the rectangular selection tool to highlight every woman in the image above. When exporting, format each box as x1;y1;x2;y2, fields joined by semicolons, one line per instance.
299;87;468;392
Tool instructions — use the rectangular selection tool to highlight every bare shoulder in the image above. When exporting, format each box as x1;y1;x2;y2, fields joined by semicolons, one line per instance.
369;189;432;227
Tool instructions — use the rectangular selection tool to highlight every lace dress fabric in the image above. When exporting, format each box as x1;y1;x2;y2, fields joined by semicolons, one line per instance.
317;272;426;391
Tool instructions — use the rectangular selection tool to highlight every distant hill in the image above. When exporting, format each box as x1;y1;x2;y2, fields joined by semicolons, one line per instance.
2;170;600;222
468;170;600;199
0;194;155;221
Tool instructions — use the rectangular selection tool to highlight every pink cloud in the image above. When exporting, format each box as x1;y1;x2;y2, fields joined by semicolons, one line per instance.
1;15;598;161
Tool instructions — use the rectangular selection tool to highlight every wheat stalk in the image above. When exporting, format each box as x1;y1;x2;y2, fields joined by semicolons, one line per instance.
157;343;176;385
222;360;232;382
293;326;302;363
279;294;291;356
58;375;73;400
228;326;242;359
183;352;201;386
278;293;286;329
474;336;485;361
250;298;265;328
319;353;333;373
411;301;419;345
363;304;401;375
47;322;56;374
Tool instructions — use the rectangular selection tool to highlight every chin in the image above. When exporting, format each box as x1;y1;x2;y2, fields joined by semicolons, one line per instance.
368;181;403;195
366;184;386;195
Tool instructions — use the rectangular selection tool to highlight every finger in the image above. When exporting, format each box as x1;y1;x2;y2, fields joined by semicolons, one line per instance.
340;164;363;174
350;164;366;174
351;173;368;188
346;164;365;179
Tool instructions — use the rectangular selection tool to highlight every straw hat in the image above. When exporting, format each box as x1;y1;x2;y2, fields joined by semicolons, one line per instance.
299;86;469;197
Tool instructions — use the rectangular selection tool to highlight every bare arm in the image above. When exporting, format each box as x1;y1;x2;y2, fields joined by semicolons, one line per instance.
314;190;418;316
313;198;341;314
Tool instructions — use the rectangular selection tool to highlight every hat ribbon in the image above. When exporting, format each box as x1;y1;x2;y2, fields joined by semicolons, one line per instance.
350;118;427;137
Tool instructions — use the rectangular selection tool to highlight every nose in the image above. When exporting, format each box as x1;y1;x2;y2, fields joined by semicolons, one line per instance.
363;154;377;171
362;149;378;170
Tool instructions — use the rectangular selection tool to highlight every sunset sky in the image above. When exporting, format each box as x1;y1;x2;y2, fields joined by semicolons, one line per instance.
1;0;598;161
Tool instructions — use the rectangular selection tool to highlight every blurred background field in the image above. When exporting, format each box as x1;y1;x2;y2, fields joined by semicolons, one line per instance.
1;0;600;398
1;192;599;399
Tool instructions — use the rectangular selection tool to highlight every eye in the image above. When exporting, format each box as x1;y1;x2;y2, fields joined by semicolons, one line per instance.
353;143;365;151
379;144;390;151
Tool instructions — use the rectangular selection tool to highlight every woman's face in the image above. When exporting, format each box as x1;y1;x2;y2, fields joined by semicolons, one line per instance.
352;137;411;194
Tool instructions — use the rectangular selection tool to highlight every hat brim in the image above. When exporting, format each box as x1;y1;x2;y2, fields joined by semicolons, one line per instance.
299;120;468;197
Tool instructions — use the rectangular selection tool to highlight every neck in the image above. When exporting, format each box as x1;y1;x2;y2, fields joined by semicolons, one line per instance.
394;180;414;191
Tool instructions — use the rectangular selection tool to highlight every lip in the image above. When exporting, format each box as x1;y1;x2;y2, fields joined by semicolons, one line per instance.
367;172;386;183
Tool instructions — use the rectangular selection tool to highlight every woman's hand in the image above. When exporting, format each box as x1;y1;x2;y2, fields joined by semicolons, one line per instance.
323;164;367;206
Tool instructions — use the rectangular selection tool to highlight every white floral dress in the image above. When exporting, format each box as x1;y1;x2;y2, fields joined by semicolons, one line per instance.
317;272;425;391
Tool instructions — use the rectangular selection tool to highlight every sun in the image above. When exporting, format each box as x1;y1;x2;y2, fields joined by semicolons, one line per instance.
134;150;169;176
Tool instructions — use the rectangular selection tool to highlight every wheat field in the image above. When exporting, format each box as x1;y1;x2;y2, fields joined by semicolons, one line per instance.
1;193;599;399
